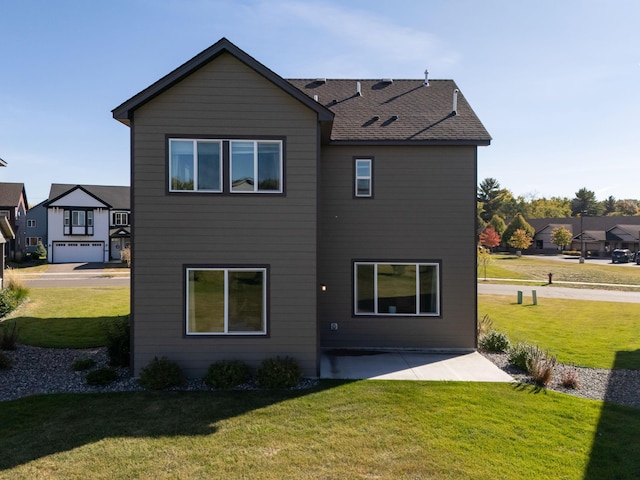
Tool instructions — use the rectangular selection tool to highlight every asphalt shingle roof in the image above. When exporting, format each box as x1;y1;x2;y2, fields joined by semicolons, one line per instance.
48;184;130;210
0;183;26;207
287;79;491;144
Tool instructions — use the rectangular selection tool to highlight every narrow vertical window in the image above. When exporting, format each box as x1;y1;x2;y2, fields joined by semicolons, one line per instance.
355;158;372;197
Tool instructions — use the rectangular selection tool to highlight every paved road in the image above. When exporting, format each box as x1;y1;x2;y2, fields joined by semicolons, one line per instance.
17;263;130;288
478;282;640;303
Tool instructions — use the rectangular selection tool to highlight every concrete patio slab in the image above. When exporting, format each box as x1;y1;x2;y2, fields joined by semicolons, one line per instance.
321;350;514;382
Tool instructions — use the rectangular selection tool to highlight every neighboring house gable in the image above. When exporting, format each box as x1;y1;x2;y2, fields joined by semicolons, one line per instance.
44;184;130;263
113;38;491;377
0;182;28;260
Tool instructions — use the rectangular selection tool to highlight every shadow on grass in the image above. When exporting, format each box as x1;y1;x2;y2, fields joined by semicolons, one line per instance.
0;381;349;471
3;316;126;349
584;349;640;479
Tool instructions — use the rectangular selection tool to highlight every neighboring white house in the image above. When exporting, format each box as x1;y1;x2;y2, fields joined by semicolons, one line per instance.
44;184;130;264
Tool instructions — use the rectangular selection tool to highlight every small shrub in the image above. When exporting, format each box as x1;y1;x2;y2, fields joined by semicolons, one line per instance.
508;342;537;372
35;242;47;261
0;321;19;350
4;270;29;303
0;351;12;370
72;358;96;371
478;330;510;353
560;367;580;389
0;290;18;318
204;360;252;388
256;356;302;389
527;349;557;387
105;316;130;367
139;356;185;390
477;314;494;337
86;367;118;386
120;247;131;267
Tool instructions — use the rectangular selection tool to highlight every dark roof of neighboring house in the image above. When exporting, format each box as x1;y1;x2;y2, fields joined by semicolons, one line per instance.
287;79;491;144
528;216;640;233
535;223;573;233
47;184;130;210
0;182;27;208
113;37;491;146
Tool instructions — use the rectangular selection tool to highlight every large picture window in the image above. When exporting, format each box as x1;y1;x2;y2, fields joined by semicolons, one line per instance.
354;262;440;316
63;209;94;236
186;267;267;335
169;139;222;192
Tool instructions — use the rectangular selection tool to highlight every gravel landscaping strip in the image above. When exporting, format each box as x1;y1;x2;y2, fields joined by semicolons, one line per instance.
481;351;640;409
0;345;638;408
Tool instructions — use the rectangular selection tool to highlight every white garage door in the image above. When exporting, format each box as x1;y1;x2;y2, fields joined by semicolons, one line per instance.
52;242;104;263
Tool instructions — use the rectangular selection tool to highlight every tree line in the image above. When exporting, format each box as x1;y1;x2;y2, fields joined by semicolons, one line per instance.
477;177;640;228
476;178;637;252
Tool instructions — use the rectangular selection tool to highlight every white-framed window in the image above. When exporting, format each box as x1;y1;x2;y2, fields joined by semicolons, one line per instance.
354;262;440;316
355;158;372;197
63;209;94;235
230;140;282;193
112;212;129;226
169;139;222;192
26;237;42;246
186;266;268;335
27;219;36;228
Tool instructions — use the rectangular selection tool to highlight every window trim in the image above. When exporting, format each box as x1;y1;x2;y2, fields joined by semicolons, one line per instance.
230;140;283;194
167;136;285;195
353;260;441;317
63;208;94;236
168;139;223;193
184;264;269;336
353;157;374;198
27;219;36;228
26;237;42;246
112;211;129;226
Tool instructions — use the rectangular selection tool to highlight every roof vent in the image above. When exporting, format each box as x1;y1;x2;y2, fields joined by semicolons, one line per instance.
315;78;326;84
356;81;362;97
423;69;429;87
313;95;319;102
452;89;459;115
391;115;399;121
382;78;393;84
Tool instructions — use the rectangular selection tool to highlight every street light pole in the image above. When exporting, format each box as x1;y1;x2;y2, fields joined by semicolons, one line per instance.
580;210;586;263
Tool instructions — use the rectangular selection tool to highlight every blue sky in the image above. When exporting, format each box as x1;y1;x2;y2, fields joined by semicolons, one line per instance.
1;0;639;204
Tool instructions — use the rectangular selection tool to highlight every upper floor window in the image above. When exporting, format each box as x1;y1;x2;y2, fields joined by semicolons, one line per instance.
169;139;222;192
231;141;282;193
63;209;94;236
27;219;36;228
168;138;283;194
112;212;129;226
0;210;10;218
355;158;373;197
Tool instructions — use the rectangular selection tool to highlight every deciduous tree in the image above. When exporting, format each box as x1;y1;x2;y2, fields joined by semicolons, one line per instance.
508;229;533;251
550;226;573;250
479;227;501;250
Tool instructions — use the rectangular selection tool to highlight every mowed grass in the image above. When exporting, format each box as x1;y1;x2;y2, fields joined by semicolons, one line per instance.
3;287;129;348
1;382;639;479
479;295;640;369
481;254;640;287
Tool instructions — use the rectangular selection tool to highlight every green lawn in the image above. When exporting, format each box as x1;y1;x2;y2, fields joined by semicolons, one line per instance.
0;382;638;479
3;287;129;348
480;254;640;287
478;295;640;369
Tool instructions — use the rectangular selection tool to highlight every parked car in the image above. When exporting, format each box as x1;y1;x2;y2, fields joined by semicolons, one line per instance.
611;249;633;263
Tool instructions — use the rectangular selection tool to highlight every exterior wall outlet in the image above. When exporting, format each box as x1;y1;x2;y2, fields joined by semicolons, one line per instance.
330;322;338;331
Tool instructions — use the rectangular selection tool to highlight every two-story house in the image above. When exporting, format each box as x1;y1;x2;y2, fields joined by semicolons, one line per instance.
0;182;28;261
44;184;130;263
113;38;491;378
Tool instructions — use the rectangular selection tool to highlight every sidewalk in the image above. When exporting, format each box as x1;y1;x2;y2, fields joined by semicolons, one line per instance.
478;281;640;303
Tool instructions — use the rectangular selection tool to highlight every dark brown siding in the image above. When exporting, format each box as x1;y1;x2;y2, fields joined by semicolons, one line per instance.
131;53;319;377
318;145;477;350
